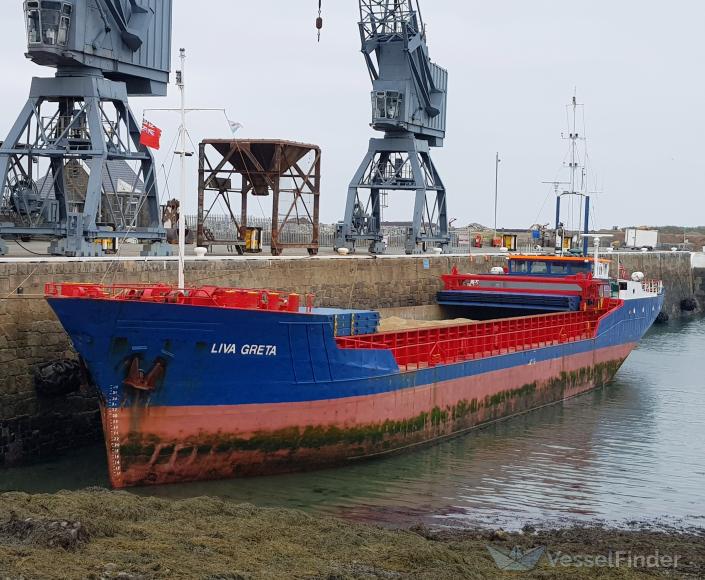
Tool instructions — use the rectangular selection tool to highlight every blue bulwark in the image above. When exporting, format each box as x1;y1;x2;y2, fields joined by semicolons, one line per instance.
47;293;663;408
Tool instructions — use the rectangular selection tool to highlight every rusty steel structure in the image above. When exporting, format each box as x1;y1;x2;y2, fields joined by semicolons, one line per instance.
198;140;321;256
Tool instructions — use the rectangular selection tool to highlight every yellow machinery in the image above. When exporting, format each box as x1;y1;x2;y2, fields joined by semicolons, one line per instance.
245;227;263;253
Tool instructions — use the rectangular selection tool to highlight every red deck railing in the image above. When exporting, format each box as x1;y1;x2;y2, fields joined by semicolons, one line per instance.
336;299;622;371
45;283;315;313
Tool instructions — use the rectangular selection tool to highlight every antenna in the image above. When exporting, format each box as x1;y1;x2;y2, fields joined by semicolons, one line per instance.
177;48;187;289
561;94;586;197
554;94;592;256
542;181;571;195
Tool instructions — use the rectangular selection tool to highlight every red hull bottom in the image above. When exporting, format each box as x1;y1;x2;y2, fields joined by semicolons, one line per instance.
103;344;634;488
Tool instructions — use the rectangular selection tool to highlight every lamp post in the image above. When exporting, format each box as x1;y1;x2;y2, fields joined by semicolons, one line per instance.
493;152;501;244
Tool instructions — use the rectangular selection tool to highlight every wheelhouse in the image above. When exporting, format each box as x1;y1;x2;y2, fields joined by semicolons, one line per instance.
507;255;611;279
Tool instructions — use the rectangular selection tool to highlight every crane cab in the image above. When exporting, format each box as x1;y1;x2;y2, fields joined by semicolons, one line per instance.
24;1;73;48
21;0;171;96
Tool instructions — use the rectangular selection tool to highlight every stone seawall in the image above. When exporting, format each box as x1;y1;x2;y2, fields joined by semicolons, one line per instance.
615;252;701;319
694;270;705;312
0;252;699;468
691;253;705;311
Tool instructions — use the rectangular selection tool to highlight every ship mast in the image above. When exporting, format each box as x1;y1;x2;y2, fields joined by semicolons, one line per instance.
554;94;590;256
569;96;578;198
146;49;238;287
177;48;187;289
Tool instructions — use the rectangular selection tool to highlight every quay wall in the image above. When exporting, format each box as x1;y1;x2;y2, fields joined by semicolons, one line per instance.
0;252;700;468
614;251;700;318
692;253;705;310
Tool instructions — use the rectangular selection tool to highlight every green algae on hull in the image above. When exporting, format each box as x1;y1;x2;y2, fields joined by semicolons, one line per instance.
117;360;626;477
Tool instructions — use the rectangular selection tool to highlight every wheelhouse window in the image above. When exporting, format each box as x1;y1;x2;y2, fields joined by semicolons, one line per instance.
530;261;548;274
570;262;592;274
595;262;610;279
550;263;569;275
510;260;529;274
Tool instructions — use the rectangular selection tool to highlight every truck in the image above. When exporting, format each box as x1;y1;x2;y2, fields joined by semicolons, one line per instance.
625;228;659;250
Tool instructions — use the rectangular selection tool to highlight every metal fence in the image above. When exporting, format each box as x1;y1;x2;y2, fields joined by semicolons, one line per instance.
185;215;537;253
185;215;334;247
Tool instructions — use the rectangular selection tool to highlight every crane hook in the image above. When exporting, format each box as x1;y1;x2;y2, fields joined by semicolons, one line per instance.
316;0;323;42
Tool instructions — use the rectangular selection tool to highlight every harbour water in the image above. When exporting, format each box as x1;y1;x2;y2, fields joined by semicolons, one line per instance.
2;318;704;530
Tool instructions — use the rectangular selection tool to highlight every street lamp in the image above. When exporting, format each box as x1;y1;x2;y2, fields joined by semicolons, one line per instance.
493;152;501;244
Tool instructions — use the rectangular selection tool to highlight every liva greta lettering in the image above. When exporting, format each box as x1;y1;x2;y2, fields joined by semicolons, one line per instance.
211;343;278;357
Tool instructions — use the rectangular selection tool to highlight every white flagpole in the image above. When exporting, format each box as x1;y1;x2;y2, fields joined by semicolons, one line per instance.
177;48;187;289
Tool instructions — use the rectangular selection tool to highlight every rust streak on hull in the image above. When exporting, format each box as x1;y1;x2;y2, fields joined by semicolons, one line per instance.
104;351;629;488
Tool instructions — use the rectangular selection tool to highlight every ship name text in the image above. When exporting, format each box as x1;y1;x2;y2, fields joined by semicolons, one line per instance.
211;343;278;357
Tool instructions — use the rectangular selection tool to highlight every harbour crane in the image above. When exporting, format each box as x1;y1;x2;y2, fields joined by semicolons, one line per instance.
0;1;172;256
332;0;450;254
0;1;451;257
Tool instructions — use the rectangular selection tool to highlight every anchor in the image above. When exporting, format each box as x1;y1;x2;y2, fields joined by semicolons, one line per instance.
124;356;166;391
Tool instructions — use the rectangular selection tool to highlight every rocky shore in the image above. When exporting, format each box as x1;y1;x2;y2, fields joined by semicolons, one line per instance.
0;490;702;579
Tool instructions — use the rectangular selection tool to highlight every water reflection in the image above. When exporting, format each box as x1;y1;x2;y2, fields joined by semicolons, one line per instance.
2;319;704;530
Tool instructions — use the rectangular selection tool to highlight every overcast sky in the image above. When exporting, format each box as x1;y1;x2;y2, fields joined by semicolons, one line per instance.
2;1;704;228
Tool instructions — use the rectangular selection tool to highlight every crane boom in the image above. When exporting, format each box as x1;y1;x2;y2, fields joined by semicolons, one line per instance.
99;0;152;51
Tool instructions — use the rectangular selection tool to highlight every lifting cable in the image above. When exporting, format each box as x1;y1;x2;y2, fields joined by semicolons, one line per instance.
316;0;323;41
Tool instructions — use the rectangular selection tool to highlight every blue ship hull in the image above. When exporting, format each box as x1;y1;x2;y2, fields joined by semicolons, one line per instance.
46;290;663;488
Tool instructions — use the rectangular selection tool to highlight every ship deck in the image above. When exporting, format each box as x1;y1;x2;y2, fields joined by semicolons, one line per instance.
337;300;622;371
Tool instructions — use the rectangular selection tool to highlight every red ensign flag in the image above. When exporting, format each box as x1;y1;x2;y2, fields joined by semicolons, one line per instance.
140;120;162;150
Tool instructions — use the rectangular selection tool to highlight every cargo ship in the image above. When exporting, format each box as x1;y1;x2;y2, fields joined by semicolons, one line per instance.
46;253;663;488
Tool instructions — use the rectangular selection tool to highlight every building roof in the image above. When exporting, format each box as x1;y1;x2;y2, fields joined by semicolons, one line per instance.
36;160;145;197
